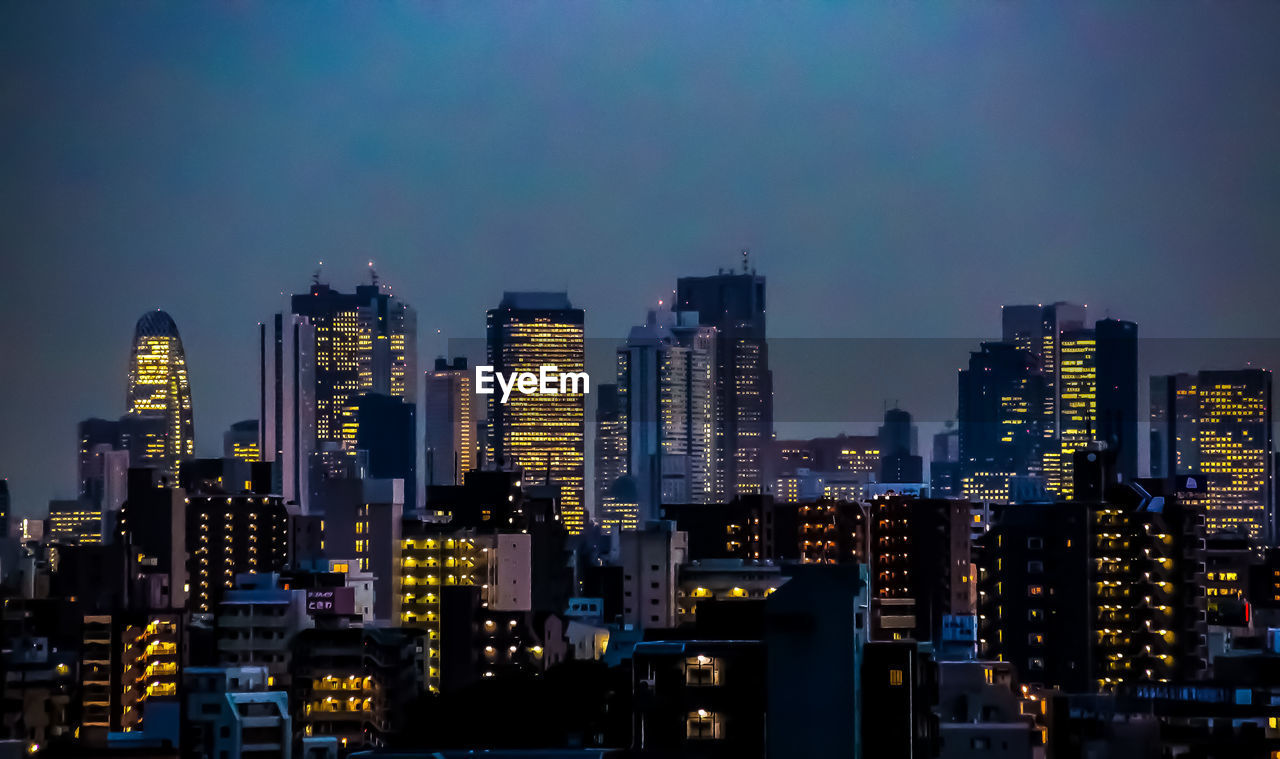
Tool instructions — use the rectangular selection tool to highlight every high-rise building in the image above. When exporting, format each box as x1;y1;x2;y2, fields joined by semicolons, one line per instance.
1151;369;1274;542
424;357;476;488
124;311;195;475
878;408;923;484
982;307;1138;499
1041;319;1139;499
486;292;586;533
1094;318;1139;479
615;309;717;525
0;479;8;539
1001;302;1087;448
187;490;290;614
223;420;260;462
975;480;1207;693
351;392;417;510
868;497;971;644
260;279;416;512
676;260;772;500
593;383;627;523
958;342;1041;499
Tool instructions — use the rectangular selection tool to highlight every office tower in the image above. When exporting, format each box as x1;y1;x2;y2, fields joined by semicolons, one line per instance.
975;481;1207;693
79;418;121;502
424;357;476;489
223;420;260;462
0;479;8;539
351;392;416;509
593;383;627;521
868;497;972;644
676;261;773;500
486;292;586;533
615;309;717;525
47;498;102;545
1151;369;1274;542
1041;320;1140;499
878;407;923;483
260;279;417;512
1001;301;1087;442
125;310;195;474
1094;318;1139;479
930;425;961;498
957;342;1042;500
1150;373;1198;480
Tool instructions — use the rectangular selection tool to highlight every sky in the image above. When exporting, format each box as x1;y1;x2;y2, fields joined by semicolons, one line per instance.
2;3;1279;517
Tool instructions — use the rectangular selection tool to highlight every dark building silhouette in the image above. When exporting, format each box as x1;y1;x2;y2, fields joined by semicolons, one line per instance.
632;639;766;758
1094;318;1139;480
861;640;940;759
352;392;417;510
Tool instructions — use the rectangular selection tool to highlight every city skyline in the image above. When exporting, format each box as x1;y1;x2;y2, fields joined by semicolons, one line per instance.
5;3;1280;516
5;4;1280;756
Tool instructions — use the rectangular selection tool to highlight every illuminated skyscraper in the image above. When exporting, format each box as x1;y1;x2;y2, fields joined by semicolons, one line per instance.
223;420;260;462
1041;319;1138;499
593;383;627;520
676;259;772;500
1001;302;1087;473
1151;369;1274;542
616;309;717;524
486;292;586;533
260;279;416;512
125;310;195;474
958;342;1041;500
993;307;1137;498
424;357;476;488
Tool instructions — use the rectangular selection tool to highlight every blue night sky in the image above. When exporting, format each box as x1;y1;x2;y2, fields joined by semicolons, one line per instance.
2;3;1279;516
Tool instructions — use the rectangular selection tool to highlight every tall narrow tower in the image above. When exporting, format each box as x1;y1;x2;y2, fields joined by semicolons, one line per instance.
125;310;195;474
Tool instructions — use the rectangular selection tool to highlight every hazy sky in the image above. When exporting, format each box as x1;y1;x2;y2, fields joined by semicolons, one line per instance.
3;3;1279;517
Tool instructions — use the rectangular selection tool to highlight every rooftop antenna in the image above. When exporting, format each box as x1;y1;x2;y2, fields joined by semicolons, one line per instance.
368;260;379;288
742;248;750;273
312;261;324;286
